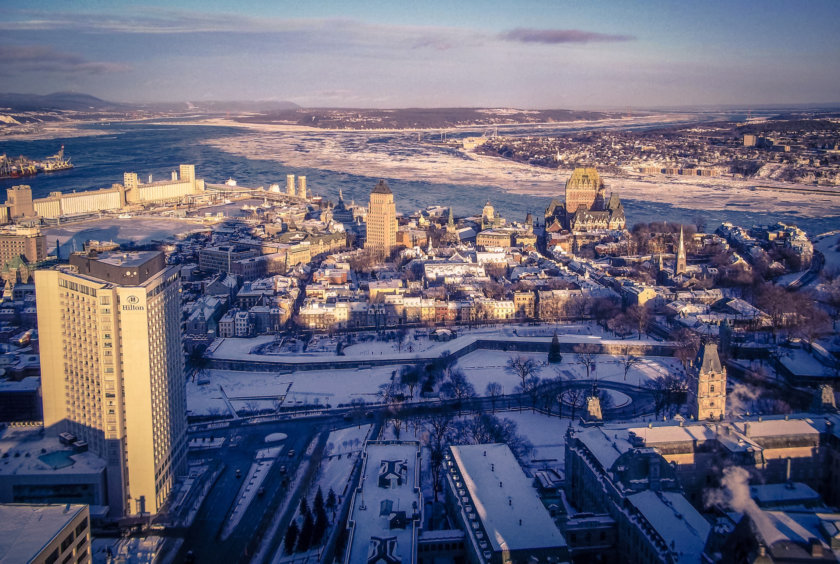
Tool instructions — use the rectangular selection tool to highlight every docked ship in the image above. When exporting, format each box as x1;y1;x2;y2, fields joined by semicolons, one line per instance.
0;146;74;179
0;154;38;179
42;146;74;173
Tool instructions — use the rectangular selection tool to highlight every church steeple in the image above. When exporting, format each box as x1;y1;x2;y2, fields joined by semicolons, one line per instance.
675;226;687;275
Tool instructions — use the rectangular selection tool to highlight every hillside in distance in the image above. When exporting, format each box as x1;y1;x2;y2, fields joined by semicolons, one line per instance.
0;92;125;112
235;107;622;129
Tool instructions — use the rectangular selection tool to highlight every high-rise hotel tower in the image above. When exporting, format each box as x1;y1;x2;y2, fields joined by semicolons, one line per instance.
36;250;186;517
364;179;397;255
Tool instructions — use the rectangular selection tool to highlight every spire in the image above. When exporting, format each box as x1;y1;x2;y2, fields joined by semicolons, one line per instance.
447;207;454;227
338;188;344;204
675;226;687;275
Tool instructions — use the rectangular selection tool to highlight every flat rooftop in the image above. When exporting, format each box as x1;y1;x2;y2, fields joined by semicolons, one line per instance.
94;250;161;268
0;503;87;563
0;426;106;476
449;443;567;553
346;441;421;564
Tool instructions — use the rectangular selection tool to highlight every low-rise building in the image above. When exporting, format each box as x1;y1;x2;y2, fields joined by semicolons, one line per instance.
344;441;423;564
0;503;91;564
445;443;569;564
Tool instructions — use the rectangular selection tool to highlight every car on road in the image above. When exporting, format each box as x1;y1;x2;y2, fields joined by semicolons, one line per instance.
287;449;296;457
279;465;287;473
235;468;241;478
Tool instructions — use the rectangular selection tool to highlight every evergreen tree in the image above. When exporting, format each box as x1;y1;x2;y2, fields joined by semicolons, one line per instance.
312;507;329;546
314;487;325;514
548;332;563;364
284;521;299;554
297;513;314;552
326;488;337;511
299;496;310;517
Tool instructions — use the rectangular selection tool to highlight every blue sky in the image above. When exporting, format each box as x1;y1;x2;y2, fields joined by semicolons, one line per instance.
2;1;839;108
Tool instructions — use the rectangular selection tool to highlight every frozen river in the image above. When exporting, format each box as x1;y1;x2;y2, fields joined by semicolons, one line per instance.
2;119;838;234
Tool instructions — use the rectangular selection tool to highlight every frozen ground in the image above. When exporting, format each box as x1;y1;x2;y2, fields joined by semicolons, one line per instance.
455;350;681;394
44;217;206;255
815;231;840;273
209;323;657;366
198;123;840;218
187;366;401;416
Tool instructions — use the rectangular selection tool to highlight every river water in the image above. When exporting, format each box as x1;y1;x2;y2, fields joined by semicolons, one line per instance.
1;121;838;234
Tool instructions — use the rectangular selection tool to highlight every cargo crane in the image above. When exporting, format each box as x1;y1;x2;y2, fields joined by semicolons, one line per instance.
43;145;73;172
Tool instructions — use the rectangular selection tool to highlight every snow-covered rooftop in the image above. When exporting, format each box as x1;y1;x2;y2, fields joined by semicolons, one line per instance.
448;443;567;554
731;419;819;438
0;426;106;476
0;503;87;563
627;490;710;564
345;441;421;564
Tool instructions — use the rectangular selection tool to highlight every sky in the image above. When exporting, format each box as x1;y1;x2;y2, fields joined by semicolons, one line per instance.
2;0;839;109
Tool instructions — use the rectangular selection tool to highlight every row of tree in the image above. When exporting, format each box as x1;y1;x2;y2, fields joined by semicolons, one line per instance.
284;486;338;554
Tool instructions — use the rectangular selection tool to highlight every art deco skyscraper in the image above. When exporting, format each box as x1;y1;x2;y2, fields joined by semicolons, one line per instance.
364;180;397;255
36;250;186;517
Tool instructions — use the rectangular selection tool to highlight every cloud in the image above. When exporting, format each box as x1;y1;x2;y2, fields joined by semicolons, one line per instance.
0;44;131;74
500;27;635;44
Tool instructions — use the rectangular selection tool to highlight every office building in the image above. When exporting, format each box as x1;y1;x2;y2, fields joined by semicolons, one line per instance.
36;250;186;517
365;180;397;255
0;227;47;267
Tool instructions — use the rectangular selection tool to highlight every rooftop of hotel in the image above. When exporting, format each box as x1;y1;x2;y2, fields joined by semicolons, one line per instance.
93;250;162;268
0;426;106;476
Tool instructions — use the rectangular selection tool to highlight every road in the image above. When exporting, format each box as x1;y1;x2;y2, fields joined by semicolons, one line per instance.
170;417;339;563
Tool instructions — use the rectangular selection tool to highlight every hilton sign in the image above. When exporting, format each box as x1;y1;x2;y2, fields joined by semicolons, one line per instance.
122;294;145;311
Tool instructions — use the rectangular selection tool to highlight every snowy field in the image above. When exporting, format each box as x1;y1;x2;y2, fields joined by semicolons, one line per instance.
187;349;681;417
187;366;402;416
456;350;682;395
44;217;206;254
208;323;656;366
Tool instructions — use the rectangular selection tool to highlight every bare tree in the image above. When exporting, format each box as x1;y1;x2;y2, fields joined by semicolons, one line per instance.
672;328;701;368
626;304;650;338
592;298;620;330
620;347;642;381
423;412;455;501
574;344;597;380
485;381;503;413
505;356;542;410
440;369;476;402
400;366;421;400
562;387;586;421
